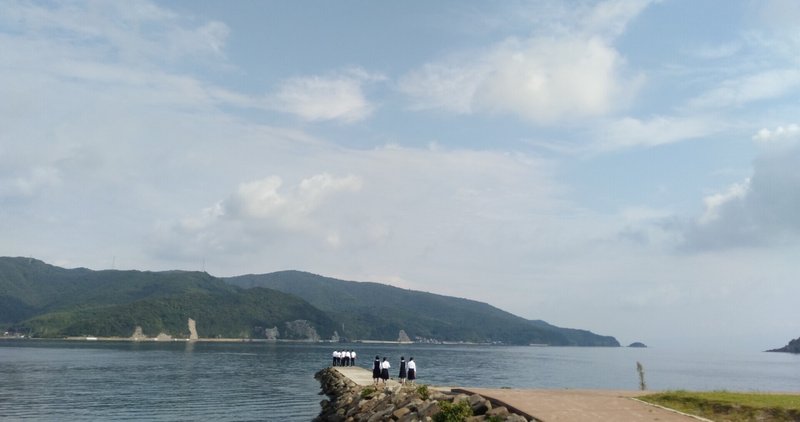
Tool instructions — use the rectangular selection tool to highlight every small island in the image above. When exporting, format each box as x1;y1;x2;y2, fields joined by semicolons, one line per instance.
628;342;647;348
766;336;800;353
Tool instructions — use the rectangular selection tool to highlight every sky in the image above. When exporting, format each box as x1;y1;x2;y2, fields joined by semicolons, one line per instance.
1;0;799;352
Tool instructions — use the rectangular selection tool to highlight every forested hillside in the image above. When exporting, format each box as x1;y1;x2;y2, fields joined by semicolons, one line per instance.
227;271;620;346
1;257;619;346
0;258;335;339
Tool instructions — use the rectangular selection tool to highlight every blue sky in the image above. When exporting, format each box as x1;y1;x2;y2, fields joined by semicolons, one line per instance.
2;0;799;351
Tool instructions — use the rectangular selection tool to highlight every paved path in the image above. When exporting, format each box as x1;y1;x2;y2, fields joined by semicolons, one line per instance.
333;366;401;387
332;367;704;421
455;388;706;421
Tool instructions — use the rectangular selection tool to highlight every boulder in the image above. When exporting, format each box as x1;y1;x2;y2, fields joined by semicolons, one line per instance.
468;394;490;415
392;407;411;419
486;406;509;418
418;401;441;418
398;412;419;422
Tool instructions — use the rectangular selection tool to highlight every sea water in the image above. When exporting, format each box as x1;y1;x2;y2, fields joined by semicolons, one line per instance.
1;340;799;421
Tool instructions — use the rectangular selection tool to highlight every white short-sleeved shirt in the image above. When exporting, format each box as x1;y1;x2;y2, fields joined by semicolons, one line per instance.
381;361;390;369
407;361;416;370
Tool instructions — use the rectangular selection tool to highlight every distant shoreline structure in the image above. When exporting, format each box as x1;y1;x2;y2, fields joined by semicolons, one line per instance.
2;336;506;346
1;336;329;344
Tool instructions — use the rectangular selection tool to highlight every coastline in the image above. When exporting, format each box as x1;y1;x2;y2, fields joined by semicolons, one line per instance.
1;336;327;343
315;366;529;421
2;336;498;345
317;367;708;422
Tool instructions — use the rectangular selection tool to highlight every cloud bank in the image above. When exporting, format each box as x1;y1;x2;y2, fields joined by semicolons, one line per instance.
398;0;648;124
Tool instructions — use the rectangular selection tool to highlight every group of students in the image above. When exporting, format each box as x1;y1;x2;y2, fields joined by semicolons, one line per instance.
372;355;416;385
331;349;357;367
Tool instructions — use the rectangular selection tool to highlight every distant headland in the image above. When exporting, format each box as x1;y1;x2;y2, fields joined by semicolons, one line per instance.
766;336;800;353
0;256;620;346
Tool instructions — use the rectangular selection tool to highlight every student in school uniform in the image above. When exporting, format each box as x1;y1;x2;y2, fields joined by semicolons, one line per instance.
398;356;407;384
332;350;337;367
372;355;381;385
407;357;417;385
350;350;357;366
343;350;350;366
380;357;390;384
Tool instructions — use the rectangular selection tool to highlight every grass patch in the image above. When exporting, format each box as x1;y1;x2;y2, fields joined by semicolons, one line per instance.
359;386;377;399
640;390;800;422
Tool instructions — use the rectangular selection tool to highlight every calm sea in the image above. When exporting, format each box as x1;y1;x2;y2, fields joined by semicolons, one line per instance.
1;340;799;421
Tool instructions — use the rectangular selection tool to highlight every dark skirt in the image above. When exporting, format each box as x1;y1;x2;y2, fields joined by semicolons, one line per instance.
372;362;381;378
380;368;389;380
407;369;416;380
399;362;407;378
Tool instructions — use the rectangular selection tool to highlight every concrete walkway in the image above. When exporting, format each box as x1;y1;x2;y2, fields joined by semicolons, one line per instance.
333;366;401;387
332;367;704;421
454;388;706;422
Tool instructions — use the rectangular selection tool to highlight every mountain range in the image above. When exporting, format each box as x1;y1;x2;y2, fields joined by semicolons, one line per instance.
0;257;619;346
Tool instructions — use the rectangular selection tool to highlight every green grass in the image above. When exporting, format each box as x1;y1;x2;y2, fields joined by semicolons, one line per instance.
640;390;800;422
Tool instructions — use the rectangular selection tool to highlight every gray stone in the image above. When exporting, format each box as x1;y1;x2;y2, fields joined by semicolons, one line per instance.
406;399;424;411
486;406;509;418
468;395;490;415
392;407;411;419
367;406;395;422
418;401;441;418
398;412;419;422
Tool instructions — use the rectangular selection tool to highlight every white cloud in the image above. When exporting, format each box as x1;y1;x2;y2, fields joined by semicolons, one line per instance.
752;124;800;145
680;144;800;250
158;173;364;259
0;0;229;65
698;179;751;225
398;60;482;114
596;115;726;150
0;166;61;198
271;69;383;123
579;0;654;38
226;173;362;222
150;145;565;275
688;69;800;109
398;1;648;124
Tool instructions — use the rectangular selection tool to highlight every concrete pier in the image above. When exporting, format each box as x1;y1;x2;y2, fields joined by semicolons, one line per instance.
333;366;401;387
452;388;706;421
331;367;704;421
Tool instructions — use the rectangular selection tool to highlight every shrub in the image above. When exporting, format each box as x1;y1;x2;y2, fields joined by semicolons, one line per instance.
433;399;473;422
416;384;430;400
360;386;376;399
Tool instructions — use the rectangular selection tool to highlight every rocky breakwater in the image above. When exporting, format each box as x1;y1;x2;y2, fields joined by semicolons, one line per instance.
314;368;530;422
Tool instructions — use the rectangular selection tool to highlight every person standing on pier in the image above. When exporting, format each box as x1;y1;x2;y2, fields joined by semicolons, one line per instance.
332;350;338;367
372;355;381;385
351;349;357;366
407;357;416;385
343;350;350;366
380;357;390;384
398;356;407;384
